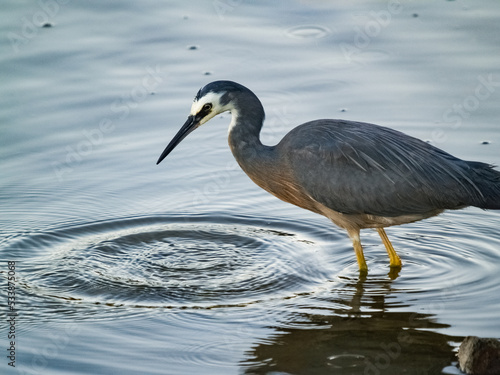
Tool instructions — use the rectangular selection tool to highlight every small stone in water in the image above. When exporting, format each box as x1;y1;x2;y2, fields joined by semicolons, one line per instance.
458;336;500;375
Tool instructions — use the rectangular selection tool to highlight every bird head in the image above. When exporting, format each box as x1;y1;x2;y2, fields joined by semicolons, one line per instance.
156;81;240;165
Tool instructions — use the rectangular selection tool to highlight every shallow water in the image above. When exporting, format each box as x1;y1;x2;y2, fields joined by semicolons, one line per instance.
1;1;500;374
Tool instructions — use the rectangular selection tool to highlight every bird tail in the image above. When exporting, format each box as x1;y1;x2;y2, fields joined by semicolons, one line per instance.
468;161;500;209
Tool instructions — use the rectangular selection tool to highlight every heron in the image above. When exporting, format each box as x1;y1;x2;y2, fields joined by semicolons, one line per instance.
157;80;500;274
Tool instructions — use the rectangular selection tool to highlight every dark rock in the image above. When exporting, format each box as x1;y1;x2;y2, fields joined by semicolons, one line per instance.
458;336;500;375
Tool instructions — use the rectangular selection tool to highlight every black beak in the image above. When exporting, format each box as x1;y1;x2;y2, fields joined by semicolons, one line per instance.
156;115;199;165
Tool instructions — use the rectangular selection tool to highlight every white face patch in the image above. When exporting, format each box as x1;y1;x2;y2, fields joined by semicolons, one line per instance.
189;91;233;125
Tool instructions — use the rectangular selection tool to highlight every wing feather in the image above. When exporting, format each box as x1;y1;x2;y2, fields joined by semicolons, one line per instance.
278;120;485;217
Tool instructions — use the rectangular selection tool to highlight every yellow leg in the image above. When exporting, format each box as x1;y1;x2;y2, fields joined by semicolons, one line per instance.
347;228;368;273
376;228;402;268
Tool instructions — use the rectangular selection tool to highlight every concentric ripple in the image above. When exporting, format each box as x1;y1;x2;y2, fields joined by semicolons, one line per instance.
3;209;499;331
5;214;334;317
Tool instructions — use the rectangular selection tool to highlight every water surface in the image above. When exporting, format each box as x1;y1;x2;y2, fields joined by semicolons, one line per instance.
1;1;500;374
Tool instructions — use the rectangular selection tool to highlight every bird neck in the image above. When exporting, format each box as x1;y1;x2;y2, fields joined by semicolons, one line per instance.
227;100;268;162
228;105;282;198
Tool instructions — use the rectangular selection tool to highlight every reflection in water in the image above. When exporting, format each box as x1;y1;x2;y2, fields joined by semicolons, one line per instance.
242;276;461;375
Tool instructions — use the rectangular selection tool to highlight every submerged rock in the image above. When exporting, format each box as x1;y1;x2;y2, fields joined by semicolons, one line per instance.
458;336;500;375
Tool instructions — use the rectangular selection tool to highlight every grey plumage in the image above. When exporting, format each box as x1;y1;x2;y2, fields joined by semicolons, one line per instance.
280;119;500;217
157;80;500;273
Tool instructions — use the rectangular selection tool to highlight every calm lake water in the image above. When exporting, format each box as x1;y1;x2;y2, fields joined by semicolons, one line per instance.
1;1;500;374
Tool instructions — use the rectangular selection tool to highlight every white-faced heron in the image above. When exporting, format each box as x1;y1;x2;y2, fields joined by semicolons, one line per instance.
157;81;500;274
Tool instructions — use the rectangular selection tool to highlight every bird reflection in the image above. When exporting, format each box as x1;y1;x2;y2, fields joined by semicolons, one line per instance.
241;276;461;375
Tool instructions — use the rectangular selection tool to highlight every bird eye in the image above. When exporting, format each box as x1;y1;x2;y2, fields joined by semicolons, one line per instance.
202;103;212;112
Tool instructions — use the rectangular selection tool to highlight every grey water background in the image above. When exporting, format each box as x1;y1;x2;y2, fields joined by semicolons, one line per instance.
1;0;500;374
